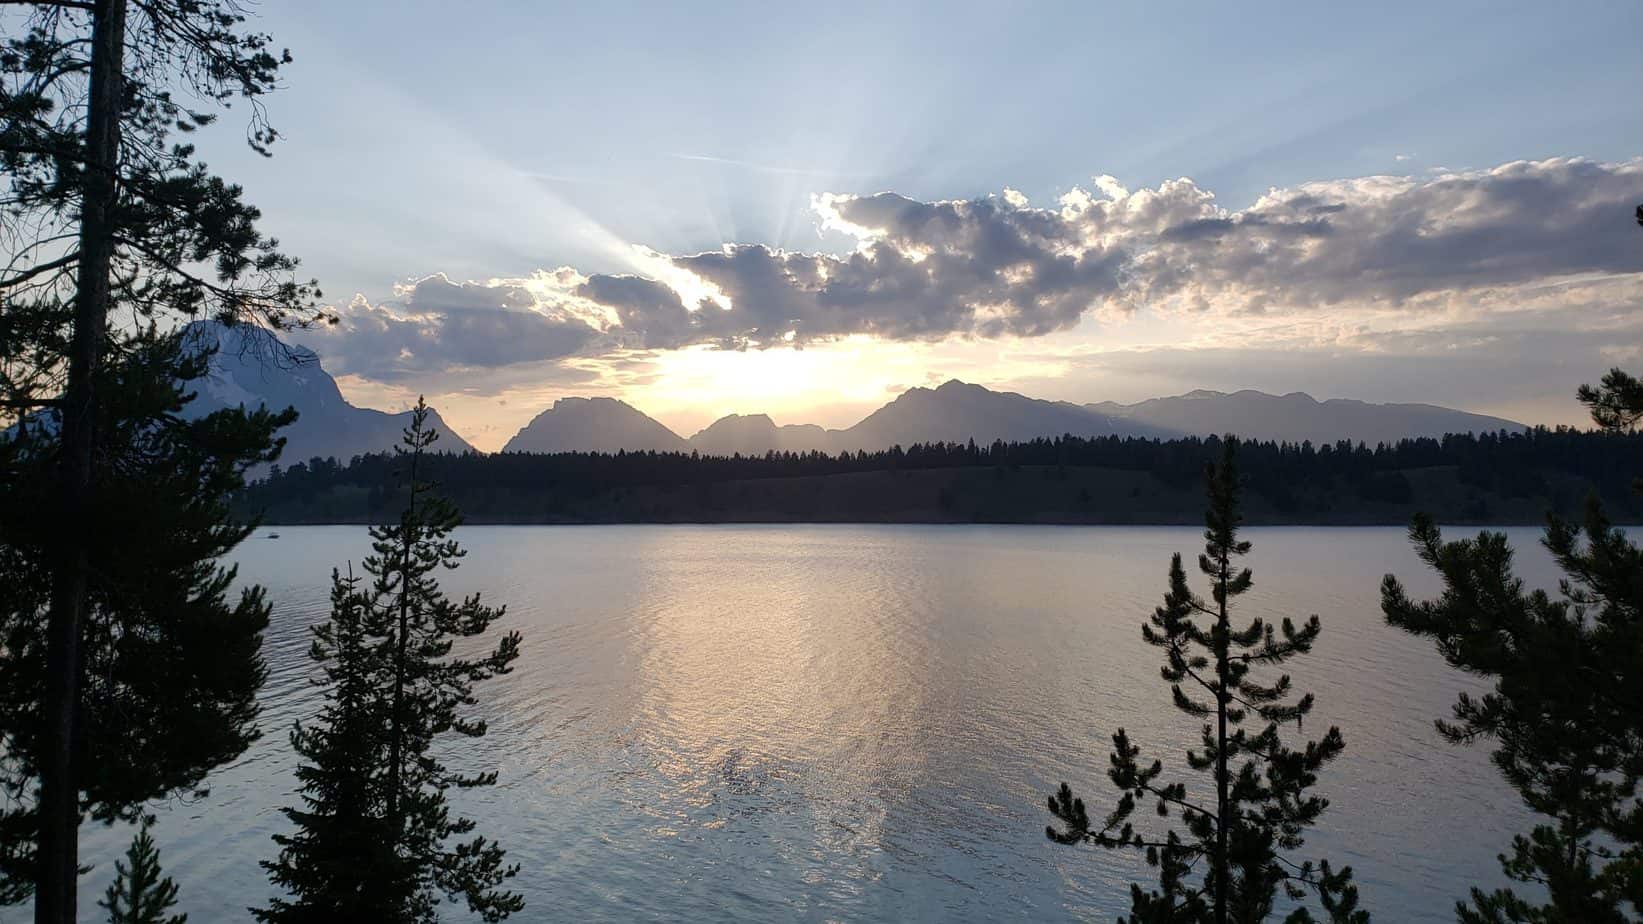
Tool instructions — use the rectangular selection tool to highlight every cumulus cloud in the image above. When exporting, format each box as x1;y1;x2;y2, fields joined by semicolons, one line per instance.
574;156;1643;348
1124;158;1643;312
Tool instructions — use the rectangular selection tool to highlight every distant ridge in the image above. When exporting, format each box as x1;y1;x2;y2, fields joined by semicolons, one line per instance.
502;397;688;454
499;379;1175;456
830;379;1172;450
182;320;477;464
687;413;833;455
1087;389;1525;447
495;378;1524;457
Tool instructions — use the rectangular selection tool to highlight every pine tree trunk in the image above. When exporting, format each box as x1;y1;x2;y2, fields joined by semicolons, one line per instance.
387;569;408;829
386;454;419;831
1214;564;1230;924
37;2;126;920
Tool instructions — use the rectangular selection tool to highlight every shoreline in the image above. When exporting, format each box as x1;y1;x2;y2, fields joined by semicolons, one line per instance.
251;515;1624;528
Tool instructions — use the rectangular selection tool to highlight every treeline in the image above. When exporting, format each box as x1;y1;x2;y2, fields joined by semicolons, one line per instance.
239;426;1643;523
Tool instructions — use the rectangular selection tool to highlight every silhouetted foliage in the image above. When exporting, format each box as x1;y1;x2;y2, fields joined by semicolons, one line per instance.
1578;369;1643;433
1382;370;1643;922
1047;438;1366;923
257;401;523;922
0;330;288;904
0;1;323;352
255;563;405;921
1;1;324;915
99;820;185;924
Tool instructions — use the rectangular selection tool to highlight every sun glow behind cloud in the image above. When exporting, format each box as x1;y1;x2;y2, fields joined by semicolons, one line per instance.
636;338;927;434
626;330;1160;438
623;244;733;311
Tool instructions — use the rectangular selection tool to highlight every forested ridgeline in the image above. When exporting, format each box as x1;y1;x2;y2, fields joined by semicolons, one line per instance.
237;426;1642;525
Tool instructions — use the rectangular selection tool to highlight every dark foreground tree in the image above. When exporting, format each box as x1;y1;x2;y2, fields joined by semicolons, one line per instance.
99;820;185;924
0;329;289;905
258;402;523;922
1;2;323;917
255;566;404;921
1577;369;1643;433
1382;371;1643;922
1047;437;1367;923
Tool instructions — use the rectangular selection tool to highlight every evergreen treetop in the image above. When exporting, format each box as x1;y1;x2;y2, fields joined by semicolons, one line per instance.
99;819;186;924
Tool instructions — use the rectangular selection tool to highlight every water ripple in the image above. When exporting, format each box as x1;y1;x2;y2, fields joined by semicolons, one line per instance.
12;524;1553;922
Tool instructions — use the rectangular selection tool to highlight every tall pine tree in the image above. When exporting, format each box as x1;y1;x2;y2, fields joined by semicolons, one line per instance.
99;819;185;924
1047;437;1367;923
258;401;524;922
1;3;324;917
1381;369;1643;922
0;328;290;905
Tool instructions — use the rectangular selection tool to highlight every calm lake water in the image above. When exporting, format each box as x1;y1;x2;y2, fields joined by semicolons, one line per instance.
21;525;1559;922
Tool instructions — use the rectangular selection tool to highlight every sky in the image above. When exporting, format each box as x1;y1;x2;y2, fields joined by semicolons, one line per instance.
197;0;1643;451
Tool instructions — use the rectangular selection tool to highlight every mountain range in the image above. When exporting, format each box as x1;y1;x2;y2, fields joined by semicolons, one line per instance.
181;322;1526;464
502;380;1179;454
502;379;1523;456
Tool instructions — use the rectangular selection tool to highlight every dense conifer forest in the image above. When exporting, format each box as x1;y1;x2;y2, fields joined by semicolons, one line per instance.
238;427;1642;525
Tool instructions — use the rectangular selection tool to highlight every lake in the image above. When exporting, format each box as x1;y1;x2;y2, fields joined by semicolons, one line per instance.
18;524;1554;922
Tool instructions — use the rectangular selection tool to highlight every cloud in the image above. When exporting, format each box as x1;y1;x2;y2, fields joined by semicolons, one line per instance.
575;156;1643;348
1125;157;1643;312
572;190;1141;349
310;273;598;381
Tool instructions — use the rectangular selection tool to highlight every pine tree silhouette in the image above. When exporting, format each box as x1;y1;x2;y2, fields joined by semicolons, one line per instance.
0;330;287;905
0;1;325;911
257;399;522;922
99;820;186;924
1047;437;1366;922
1382;367;1643;921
